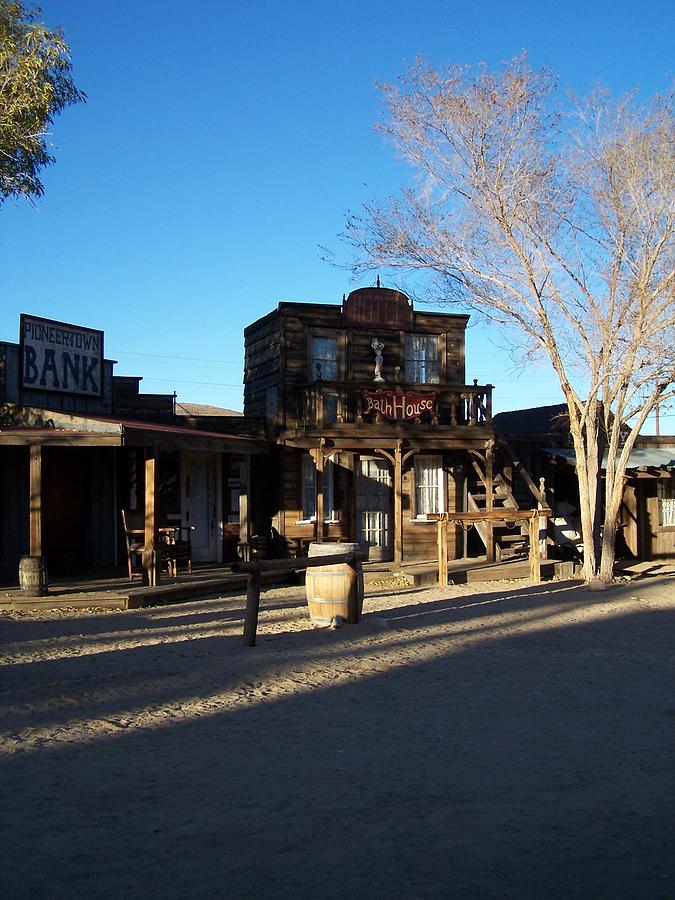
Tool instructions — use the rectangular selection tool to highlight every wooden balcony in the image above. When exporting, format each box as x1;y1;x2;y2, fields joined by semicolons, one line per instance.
296;380;493;432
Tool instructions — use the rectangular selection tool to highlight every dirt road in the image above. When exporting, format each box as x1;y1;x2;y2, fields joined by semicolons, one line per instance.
1;573;673;898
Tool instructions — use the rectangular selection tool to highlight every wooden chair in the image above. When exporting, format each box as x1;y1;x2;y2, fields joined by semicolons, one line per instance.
162;524;194;576
121;511;194;580
120;509;147;580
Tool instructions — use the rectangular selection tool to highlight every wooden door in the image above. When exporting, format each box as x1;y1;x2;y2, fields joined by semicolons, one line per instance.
182;453;221;562
43;447;87;572
356;456;392;561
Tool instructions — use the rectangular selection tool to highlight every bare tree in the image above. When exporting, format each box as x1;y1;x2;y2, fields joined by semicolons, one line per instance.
344;54;674;582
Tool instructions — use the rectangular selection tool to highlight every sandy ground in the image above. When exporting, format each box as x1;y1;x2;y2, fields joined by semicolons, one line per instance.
1;572;674;899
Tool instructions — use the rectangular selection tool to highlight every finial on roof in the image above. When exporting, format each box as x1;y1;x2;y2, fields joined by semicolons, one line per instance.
376;274;381;288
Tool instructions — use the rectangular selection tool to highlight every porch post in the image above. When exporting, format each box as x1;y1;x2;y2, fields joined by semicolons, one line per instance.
143;446;160;586
19;442;49;595
394;441;403;566
315;446;325;543
29;443;43;558
239;453;251;547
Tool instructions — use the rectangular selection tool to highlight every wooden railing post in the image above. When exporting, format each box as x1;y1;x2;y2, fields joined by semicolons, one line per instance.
346;553;364;624
485;441;495;564
243;563;262;647
538;477;548;560
529;513;541;584
437;515;448;587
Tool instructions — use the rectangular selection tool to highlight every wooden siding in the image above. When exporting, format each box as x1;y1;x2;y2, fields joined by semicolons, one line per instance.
638;476;675;561
244;300;470;430
273;446;463;562
244;293;485;563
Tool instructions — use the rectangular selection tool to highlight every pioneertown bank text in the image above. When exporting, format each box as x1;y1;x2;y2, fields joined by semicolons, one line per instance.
20;314;104;397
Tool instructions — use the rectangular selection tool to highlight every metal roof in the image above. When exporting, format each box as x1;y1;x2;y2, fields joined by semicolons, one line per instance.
543;447;675;471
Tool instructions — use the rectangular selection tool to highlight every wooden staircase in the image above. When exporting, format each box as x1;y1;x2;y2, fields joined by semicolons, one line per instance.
467;474;529;561
466;438;548;562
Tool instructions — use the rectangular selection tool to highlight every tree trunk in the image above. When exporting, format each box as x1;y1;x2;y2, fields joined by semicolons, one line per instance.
567;399;605;582
599;467;627;582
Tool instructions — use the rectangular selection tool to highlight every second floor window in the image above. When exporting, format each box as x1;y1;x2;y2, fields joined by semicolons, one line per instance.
405;334;440;384
311;337;337;381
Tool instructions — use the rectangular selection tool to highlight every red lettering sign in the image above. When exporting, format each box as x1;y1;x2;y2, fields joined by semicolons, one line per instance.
363;389;437;421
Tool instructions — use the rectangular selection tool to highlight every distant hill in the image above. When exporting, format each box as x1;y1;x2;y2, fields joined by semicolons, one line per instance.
175;402;243;417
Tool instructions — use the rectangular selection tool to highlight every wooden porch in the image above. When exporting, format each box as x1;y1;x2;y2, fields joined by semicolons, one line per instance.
0;562;288;612
1;552;579;613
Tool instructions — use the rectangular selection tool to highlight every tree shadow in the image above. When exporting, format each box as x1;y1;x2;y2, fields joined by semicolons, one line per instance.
1;581;674;898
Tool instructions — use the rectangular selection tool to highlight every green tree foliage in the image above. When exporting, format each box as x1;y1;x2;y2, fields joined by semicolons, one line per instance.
0;1;84;203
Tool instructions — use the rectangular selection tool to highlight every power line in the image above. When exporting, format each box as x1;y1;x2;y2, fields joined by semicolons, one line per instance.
108;349;241;365
140;377;242;387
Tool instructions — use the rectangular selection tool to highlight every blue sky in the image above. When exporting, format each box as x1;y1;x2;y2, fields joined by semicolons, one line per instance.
1;0;673;424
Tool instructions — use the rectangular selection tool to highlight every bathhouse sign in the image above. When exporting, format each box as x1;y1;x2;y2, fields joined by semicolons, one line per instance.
20;314;104;397
363;388;437;421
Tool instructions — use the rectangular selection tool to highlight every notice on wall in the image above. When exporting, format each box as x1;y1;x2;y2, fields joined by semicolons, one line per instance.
20;314;104;397
363;388;437;421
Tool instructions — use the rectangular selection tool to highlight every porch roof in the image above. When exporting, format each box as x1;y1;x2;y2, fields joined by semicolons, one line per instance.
0;407;269;454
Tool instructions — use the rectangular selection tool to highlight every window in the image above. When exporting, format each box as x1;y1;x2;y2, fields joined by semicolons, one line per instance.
414;455;445;517
311;337;337;381
405;334;440;384
657;480;675;526
301;454;336;521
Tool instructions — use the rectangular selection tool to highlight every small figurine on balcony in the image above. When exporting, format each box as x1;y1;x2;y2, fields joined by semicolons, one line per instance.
371;337;385;383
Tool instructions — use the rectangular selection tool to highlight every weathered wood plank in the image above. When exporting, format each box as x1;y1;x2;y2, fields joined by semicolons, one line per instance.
143;447;159;586
29;443;42;557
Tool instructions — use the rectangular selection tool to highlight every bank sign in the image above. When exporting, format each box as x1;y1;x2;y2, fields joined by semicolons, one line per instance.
363;389;437;421
20;314;104;397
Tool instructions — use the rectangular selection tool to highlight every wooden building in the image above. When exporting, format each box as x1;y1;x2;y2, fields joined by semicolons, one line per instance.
494;405;675;563
0;314;267;587
244;286;501;564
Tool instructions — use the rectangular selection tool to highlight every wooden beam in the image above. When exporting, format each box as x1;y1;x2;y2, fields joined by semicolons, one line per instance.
443;509;551;523
0;433;121;446
437;516;448;587
29;444;42;557
239;453;251;547
485;440;495;563
143;447;160;586
529;514;541;584
538;477;549;560
315;447;325;543
347;555;364;624
394;441;403;566
243;564;262;647
283;433;494;452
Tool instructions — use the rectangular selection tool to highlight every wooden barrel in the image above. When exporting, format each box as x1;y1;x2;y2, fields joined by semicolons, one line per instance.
305;542;359;626
19;556;49;597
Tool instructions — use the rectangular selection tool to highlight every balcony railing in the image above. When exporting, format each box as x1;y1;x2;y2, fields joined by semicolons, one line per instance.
298;380;493;429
